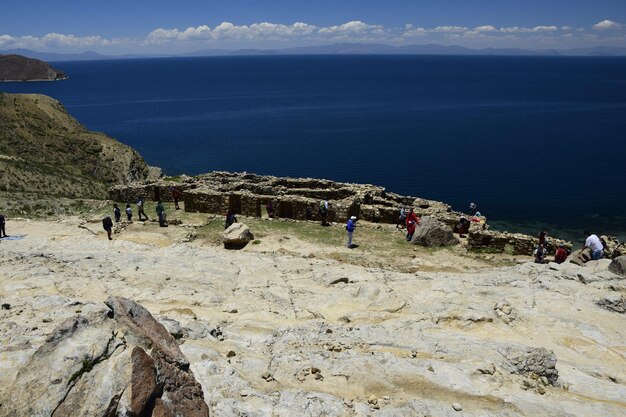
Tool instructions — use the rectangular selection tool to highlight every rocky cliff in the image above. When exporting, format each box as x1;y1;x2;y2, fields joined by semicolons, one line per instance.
0;93;150;198
0;54;67;82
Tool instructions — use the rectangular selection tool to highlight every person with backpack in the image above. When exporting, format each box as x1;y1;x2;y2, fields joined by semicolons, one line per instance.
113;204;121;223
156;201;167;227
554;244;569;264
102;216;114;240
125;204;132;221
346;216;357;248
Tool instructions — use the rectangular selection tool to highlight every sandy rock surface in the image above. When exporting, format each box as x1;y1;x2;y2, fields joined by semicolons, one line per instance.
1;219;625;416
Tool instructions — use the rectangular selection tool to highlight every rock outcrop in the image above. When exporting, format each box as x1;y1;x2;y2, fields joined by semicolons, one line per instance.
0;93;150;198
411;216;459;247
609;255;626;277
0;297;210;417
2;219;625;417
0;54;67;82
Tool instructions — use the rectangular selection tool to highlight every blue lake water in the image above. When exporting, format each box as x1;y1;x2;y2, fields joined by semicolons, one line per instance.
2;55;625;242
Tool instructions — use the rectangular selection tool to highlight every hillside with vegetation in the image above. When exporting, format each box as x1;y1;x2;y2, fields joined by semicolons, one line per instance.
0;93;150;200
0;54;67;82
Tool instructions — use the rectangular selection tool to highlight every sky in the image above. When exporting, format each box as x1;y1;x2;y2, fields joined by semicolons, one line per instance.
1;0;625;54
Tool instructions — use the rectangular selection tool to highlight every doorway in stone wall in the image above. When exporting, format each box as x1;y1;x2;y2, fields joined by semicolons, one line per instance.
278;201;293;219
229;194;242;214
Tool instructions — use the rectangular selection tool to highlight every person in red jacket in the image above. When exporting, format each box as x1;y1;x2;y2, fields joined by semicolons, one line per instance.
554;244;569;264
405;208;420;242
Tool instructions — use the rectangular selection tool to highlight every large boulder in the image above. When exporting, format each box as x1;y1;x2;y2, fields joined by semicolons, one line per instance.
608;255;626;277
222;223;254;249
569;248;592;266
0;297;210;417
411;216;459;247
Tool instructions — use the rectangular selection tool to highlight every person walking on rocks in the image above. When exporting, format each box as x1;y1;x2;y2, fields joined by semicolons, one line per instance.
0;213;7;238
125;204;133;222
156;201;167;227
102;216;114;240
346;216;357;248
170;187;181;210
584;231;604;260
113;204;121;223
469;202;478;216
137;198;148;221
405;209;420;242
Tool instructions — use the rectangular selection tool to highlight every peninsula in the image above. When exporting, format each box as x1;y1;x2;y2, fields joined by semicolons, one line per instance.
0;54;68;82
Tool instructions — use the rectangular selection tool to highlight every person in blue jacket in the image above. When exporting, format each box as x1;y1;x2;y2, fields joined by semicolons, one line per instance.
346;216;357;248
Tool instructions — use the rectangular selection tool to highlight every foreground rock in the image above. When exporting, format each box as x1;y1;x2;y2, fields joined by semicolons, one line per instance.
609;255;626;277
411;216;459;247
0;297;210;417
222;223;254;249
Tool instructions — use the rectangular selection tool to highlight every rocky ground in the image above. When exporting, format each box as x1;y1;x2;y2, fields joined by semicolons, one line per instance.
1;217;625;416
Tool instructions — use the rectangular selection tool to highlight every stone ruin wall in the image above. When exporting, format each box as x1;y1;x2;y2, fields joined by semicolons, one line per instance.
109;171;572;256
467;229;572;256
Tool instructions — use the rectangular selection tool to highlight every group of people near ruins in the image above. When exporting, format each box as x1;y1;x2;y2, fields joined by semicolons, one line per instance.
103;197;169;239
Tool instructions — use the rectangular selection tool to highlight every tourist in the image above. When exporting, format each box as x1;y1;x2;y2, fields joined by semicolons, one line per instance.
137;198;148;221
102;216;114;240
225;209;237;229
266;201;275;219
538;230;548;246
125;204;133;221
170;187;181;210
156;201;167;227
346;216;357;248
113;204;121;223
397;207;406;229
319;200;329;226
0;213;6;238
405;208;420;242
455;216;470;238
469;202;477;216
534;244;547;263
584;231;604;260
555;244;569;264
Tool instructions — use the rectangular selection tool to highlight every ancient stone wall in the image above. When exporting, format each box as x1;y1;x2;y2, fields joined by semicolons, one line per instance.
468;229;572;256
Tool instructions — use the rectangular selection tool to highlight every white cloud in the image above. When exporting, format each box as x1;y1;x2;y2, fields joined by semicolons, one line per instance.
592;20;622;31
432;26;468;33
474;25;497;32
2;19;625;53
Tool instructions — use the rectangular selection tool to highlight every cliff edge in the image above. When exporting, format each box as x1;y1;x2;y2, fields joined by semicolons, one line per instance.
0;93;150;198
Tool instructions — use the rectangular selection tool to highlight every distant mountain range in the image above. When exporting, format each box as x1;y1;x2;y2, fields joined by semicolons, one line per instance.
2;44;626;61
